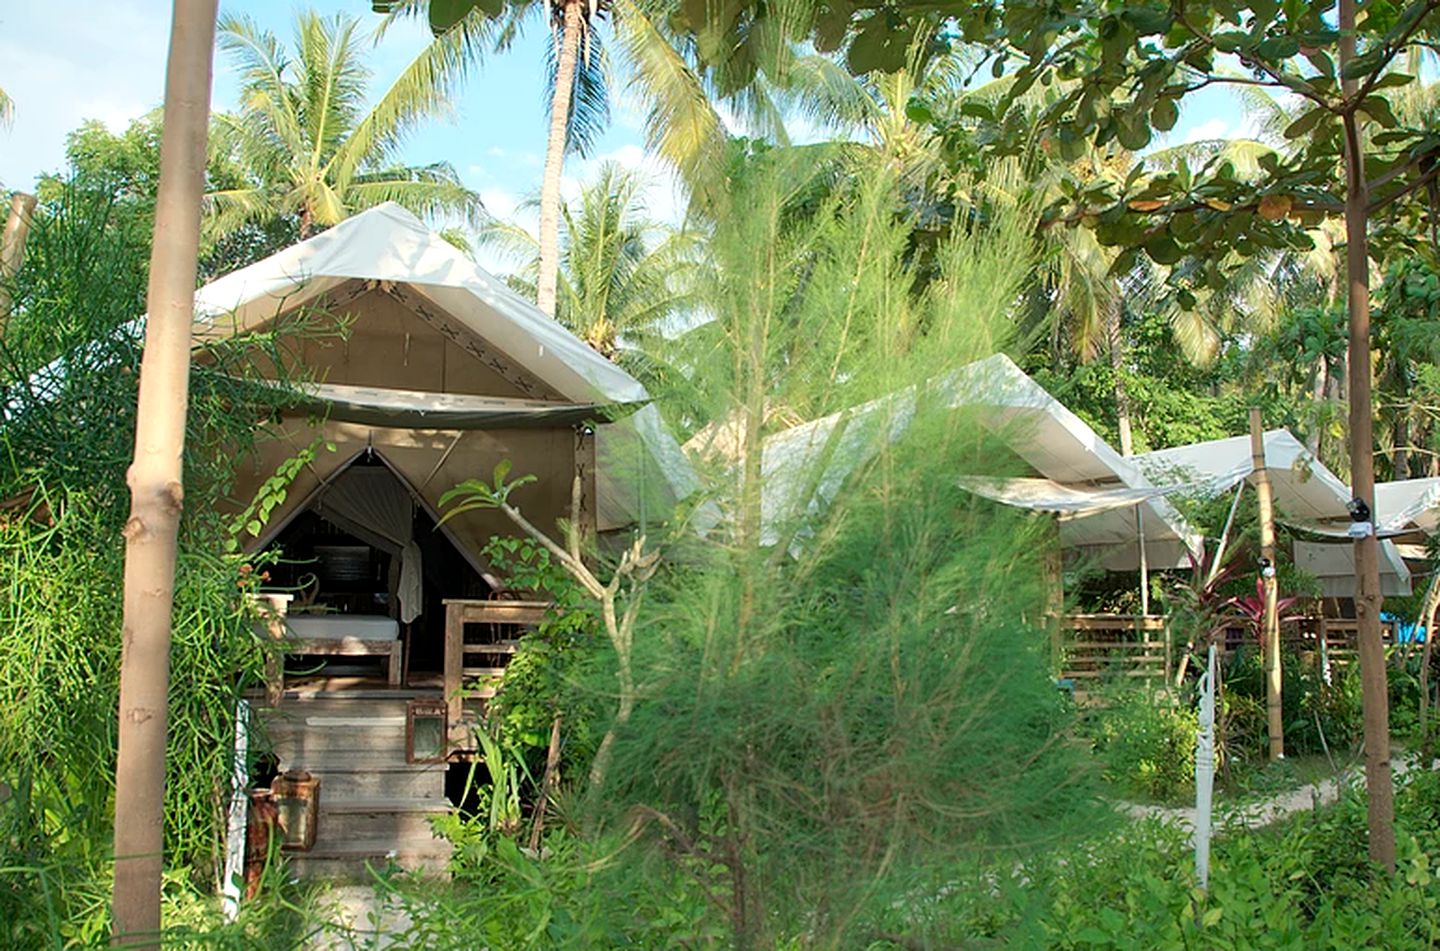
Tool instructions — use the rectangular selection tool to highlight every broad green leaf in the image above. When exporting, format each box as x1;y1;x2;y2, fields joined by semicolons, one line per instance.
1283;106;1328;140
1143;233;1183;265
1151;97;1179;132
1358;95;1400;129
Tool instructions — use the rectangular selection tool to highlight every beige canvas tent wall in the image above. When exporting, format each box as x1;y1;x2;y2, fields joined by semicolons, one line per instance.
191;203;696;573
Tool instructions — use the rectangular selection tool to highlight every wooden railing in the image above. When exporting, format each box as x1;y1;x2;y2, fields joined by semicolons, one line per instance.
1054;614;1170;691
442;599;551;749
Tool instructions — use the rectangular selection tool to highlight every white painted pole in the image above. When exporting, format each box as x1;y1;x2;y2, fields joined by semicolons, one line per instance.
1138;504;1150;616
1195;645;1217;892
221;698;251;920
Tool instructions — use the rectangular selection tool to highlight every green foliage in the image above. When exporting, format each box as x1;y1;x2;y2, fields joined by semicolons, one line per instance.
878;767;1440;948
479;536;603;761
0;171;316;944
210;10;482;239
1087;689;1198;800
1223;648;1364;763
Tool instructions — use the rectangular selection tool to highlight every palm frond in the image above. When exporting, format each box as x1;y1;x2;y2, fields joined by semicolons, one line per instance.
218;13;309;161
544;18;612;157
611;0;728;203
294;12;370;176
0;86;13;129
345;166;486;228
339;7;503;184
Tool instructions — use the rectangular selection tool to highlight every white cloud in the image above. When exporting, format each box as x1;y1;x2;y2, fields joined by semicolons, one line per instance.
0;1;168;189
1183;117;1231;144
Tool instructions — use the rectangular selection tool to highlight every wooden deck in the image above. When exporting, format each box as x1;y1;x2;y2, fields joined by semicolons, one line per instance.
248;686;454;878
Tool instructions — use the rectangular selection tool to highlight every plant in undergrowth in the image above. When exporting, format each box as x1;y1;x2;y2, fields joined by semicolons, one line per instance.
876;767;1440;949
479;535;606;777
1085;687;1198;801
1223;647;1363;763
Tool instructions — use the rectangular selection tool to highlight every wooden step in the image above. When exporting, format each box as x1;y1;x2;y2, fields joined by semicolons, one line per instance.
306;763;449;800
285;837;453;880
253;696;421;719
319;798;454;840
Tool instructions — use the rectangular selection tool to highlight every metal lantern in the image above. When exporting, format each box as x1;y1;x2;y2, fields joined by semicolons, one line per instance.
270;769;321;851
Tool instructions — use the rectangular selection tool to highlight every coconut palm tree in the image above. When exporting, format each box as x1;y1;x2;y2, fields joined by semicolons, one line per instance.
481;161;699;367
207;11;482;240
378;0;785;316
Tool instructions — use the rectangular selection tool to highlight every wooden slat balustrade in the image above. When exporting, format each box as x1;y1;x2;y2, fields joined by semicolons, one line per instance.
442;599;552;750
1054;614;1171;693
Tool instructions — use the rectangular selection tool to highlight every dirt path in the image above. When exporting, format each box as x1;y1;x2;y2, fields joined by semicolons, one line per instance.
1120;755;1422;845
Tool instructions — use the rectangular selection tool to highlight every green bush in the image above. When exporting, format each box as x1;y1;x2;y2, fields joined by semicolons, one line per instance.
877;767;1440;949
1087;689;1197;800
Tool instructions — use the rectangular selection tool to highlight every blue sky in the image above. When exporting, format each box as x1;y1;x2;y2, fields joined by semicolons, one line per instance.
1;0;1249;269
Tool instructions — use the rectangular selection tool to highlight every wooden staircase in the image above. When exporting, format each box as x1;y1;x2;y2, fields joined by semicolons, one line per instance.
255;691;454;879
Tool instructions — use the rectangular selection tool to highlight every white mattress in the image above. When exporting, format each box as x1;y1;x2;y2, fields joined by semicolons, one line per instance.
283;615;399;642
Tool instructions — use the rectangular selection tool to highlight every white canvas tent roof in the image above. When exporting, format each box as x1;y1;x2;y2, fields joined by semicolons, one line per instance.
1375;477;1440;536
761;354;1202;569
189;203;696;532
1131;429;1415;596
1295;540;1414;598
1131;430;1352;528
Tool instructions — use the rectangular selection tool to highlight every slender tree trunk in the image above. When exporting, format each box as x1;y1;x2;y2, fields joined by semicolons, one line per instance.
0;192;37;327
1394;413;1410;481
1339;0;1395;873
536;0;582;318
1251;408;1284;760
1307;356;1328;456
1105;300;1134;456
111;1;218;944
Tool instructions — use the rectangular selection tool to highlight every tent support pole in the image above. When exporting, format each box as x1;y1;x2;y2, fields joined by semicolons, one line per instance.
1207;481;1246;589
1251;408;1284;760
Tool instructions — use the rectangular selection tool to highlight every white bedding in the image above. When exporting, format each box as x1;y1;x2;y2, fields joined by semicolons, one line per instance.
283;614;399;642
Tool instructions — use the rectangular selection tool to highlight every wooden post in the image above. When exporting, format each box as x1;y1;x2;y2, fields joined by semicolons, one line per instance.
0;191;37;326
253;593;292;706
444;601;463;748
1044;542;1063;672
1250;408;1284;760
1339;0;1396;872
111;1;219;945
574;424;598;562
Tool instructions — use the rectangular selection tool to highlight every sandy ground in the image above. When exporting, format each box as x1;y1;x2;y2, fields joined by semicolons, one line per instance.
306;885;415;951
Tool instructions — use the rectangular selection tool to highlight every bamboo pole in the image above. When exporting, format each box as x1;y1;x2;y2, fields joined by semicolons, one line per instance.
0;192;37;326
111;2;218;945
1250;408;1284;760
1339;0;1395;872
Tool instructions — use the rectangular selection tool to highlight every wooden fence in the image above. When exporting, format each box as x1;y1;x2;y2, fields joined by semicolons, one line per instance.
1054;614;1171;692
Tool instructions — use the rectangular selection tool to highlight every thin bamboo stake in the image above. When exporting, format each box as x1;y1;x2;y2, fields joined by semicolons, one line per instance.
111;2;218;945
1250;408;1284;760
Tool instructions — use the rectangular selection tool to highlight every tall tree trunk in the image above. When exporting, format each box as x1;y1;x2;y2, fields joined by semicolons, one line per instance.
1307;356;1328;456
1105;300;1134;455
1339;0;1395;873
536;0;582;319
111;1;218;944
0;192;37;327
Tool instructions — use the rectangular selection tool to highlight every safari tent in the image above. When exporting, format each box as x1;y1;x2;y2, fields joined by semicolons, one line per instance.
176;203;696;875
759;353;1204;573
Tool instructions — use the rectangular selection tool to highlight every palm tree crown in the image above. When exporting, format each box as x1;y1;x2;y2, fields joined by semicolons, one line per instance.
482;162;698;360
209;11;483;239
